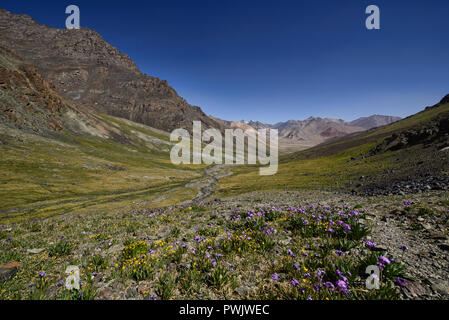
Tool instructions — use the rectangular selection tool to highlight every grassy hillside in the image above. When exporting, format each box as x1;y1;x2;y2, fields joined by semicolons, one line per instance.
0;114;207;223
217;102;449;196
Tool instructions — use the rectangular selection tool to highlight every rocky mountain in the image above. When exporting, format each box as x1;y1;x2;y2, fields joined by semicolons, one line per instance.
272;117;366;152
247;120;272;130
0;9;224;133
0;45;106;137
0;44;179;155
274;117;363;139
350;115;401;130
209;116;258;133
0;46;66;134
216;115;400;153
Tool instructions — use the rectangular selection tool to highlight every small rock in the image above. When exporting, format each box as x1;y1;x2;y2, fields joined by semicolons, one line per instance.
429;232;447;240
421;223;433;230
106;244;124;255
438;242;449;251
404;280;428;298
27;248;44;254
234;287;249;296
371;245;388;252
0;261;21;282
97;287;115;300
125;285;138;299
431;279;449;296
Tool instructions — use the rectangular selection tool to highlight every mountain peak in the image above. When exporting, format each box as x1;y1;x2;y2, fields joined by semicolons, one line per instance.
0;9;223;133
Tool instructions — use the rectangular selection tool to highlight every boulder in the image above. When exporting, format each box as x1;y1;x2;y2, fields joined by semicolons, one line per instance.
0;261;21;282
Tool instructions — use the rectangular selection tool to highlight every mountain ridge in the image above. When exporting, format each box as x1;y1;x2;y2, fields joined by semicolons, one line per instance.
212;114;401;153
0;9;224;134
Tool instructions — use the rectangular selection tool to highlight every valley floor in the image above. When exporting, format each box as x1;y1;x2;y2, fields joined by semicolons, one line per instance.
1;183;448;300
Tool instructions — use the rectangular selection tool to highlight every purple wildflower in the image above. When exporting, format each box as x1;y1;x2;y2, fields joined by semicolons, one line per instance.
336;280;347;292
365;241;377;249
324;282;335;291
291;278;300;287
316;269;325;282
336;280;349;296
287;249;296;258
396;277;408;287
379;255;391;265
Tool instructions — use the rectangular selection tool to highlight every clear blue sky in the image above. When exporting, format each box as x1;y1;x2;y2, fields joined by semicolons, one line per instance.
2;0;448;123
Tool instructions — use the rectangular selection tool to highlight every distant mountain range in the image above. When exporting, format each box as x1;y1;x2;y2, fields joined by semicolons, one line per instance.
212;115;401;153
0;8;401;153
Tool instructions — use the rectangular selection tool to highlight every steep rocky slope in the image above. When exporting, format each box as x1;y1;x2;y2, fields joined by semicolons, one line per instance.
0;9;223;133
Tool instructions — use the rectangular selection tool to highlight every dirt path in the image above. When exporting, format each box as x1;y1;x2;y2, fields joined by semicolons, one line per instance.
181;165;233;205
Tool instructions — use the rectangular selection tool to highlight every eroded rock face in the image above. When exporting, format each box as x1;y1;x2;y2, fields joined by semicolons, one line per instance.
0;46;66;133
0;9;223;133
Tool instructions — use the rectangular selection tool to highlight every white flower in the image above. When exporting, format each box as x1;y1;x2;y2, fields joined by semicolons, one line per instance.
64;266;80;290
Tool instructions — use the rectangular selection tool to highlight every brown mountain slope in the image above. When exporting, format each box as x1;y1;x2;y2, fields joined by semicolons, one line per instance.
0;45;71;135
0;9;223;133
350;115;401;129
0;45;122;141
0;45;172;147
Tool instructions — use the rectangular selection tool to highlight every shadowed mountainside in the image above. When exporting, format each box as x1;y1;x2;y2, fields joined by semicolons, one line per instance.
0;9;224;134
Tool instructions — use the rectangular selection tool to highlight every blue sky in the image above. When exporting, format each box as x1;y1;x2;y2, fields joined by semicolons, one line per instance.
2;0;448;123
